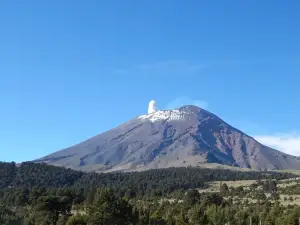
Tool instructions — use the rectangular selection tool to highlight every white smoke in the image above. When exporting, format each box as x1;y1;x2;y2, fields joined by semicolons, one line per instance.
148;100;157;114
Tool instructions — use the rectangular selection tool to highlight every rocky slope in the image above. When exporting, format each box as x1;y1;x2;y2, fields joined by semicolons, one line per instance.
35;106;300;172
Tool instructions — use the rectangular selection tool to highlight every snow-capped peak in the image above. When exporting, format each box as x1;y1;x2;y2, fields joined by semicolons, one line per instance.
138;109;191;122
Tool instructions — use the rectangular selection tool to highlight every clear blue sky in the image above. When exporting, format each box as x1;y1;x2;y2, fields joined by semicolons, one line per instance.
1;0;300;162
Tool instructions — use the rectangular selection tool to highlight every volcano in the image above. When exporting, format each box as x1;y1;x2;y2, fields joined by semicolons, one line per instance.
35;105;300;172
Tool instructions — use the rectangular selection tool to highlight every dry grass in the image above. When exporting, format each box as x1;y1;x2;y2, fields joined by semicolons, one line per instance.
200;178;300;206
199;180;258;193
194;165;300;206
278;194;300;206
275;169;300;175
197;163;256;171
159;198;183;204
200;164;300;175
277;181;299;188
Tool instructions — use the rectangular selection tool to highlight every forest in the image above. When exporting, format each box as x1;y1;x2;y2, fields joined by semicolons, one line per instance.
1;161;300;225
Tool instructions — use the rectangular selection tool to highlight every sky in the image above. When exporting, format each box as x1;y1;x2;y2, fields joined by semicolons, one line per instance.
1;0;300;162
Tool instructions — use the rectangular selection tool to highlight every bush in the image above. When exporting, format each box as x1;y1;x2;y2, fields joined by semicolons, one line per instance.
270;192;280;201
66;214;88;225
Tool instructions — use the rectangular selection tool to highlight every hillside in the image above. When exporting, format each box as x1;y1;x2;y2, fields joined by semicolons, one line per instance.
0;161;294;192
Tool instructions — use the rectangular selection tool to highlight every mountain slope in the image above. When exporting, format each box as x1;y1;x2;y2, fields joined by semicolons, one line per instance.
35;106;300;172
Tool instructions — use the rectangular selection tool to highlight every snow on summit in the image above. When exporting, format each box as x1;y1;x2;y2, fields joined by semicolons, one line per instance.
139;100;191;122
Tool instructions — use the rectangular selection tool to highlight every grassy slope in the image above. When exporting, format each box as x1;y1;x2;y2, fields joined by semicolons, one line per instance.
199;163;300;175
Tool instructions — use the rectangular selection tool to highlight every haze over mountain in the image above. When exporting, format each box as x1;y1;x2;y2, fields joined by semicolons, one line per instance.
35;103;300;172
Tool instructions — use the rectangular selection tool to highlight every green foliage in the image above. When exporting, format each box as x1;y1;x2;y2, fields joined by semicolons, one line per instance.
87;188;136;225
220;183;229;196
184;190;200;206
0;161;299;225
0;162;17;188
66;214;88;225
201;193;224;207
188;204;207;225
24;195;73;225
0;161;294;198
270;192;280;201
280;183;300;195
0;203;22;225
254;190;267;200
205;205;226;225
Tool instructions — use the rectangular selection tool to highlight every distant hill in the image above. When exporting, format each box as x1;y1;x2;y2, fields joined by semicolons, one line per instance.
35;106;300;172
0;162;295;193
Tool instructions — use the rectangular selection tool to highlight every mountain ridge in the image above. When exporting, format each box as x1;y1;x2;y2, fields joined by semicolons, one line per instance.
35;105;300;172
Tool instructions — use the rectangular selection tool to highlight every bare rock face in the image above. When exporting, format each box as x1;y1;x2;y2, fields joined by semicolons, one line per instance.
35;106;300;172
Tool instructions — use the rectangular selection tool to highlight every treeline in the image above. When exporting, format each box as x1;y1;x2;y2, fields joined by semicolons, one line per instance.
0;162;295;198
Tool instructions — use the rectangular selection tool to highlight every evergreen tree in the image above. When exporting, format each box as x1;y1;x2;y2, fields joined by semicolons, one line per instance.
87;188;136;225
220;183;229;196
184;190;200;206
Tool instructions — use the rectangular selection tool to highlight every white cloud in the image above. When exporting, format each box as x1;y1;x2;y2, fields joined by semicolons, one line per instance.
165;97;208;110
254;133;300;156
